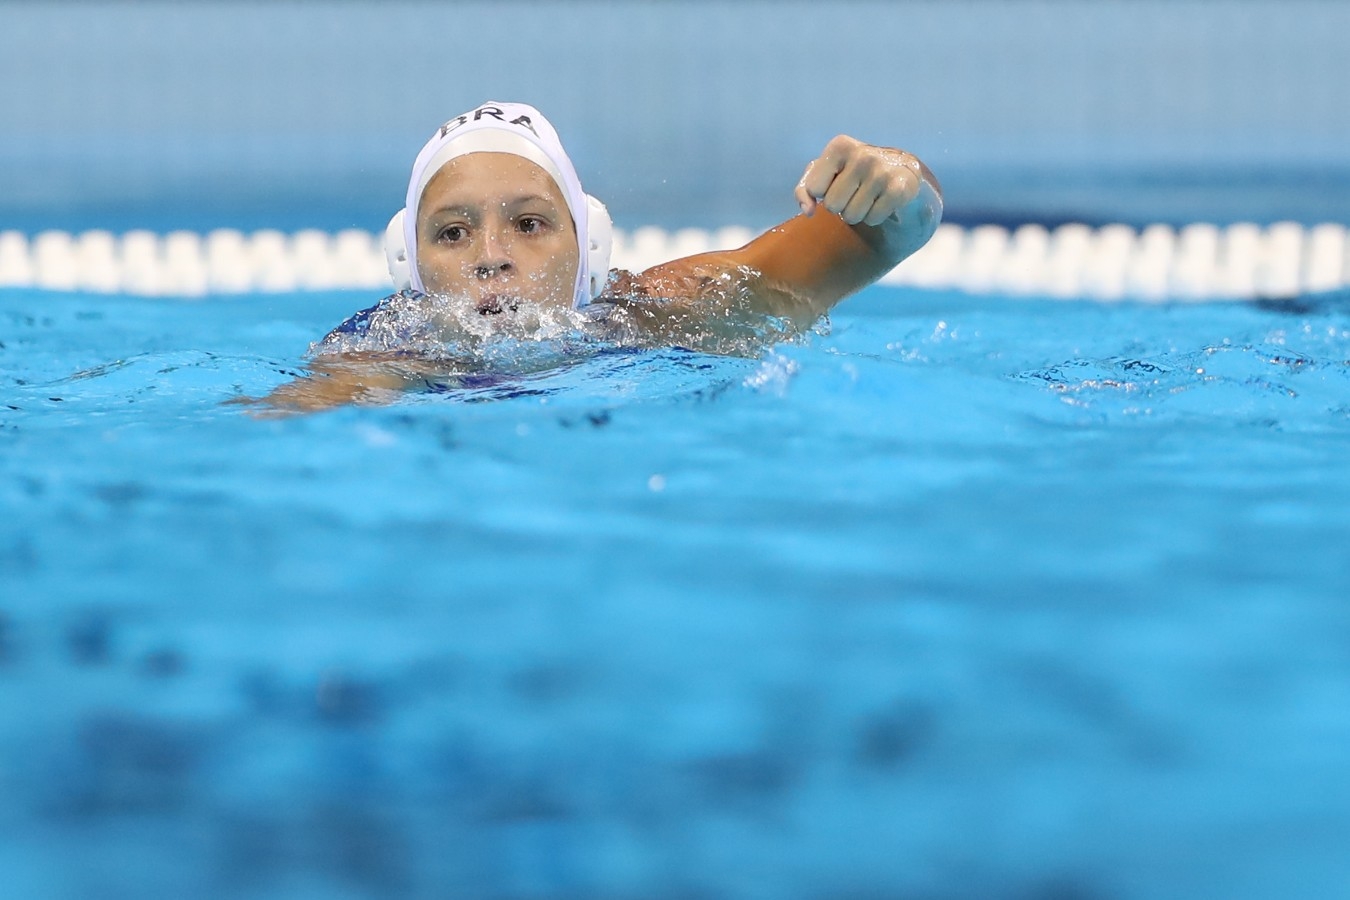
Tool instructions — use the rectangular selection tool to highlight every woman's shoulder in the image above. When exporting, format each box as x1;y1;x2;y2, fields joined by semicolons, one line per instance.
595;256;750;306
590;260;814;354
319;289;425;346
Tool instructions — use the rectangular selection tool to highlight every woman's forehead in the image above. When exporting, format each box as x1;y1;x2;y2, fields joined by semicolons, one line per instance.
419;152;567;210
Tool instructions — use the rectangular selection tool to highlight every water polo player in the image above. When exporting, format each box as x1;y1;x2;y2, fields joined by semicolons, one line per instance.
258;100;942;410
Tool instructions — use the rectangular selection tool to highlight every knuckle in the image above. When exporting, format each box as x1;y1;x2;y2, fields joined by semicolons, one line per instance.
826;134;857;153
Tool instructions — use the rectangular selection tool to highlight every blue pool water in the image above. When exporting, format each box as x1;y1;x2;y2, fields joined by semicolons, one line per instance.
2;283;1350;898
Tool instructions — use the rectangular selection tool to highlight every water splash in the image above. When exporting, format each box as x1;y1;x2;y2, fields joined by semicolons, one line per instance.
307;272;814;399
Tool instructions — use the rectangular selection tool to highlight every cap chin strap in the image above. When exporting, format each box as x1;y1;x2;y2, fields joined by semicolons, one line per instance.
383;197;613;307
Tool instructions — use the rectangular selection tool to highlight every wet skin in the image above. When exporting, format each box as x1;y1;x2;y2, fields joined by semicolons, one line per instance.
415;153;579;313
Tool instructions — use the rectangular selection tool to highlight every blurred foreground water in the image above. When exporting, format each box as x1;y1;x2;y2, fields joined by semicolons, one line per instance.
2;285;1349;898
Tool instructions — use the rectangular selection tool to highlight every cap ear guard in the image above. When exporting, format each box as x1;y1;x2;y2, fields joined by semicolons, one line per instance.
385;209;412;293
383;196;613;304
585;195;613;300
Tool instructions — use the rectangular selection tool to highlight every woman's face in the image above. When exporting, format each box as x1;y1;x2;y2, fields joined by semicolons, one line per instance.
414;152;579;313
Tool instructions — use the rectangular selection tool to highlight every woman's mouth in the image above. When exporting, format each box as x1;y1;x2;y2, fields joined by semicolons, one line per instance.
476;294;519;316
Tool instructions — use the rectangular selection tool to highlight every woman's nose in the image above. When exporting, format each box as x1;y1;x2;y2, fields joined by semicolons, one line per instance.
473;229;514;279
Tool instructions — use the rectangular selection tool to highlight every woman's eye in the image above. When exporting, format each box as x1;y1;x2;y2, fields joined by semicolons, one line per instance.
438;225;467;243
518;217;544;234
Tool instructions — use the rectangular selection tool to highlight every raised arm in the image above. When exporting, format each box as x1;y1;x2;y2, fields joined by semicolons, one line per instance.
765;134;942;309
614;135;942;334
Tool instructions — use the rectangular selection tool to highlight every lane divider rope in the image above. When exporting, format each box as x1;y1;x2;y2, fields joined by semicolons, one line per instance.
1;222;1346;300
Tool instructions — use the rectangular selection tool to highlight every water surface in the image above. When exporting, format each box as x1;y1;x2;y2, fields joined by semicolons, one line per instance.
2;284;1348;899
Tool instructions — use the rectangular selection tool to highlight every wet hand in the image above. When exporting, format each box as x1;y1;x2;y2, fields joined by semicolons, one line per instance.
794;135;926;226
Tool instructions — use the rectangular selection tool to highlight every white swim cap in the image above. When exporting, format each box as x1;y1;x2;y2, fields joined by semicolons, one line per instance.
384;101;612;309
